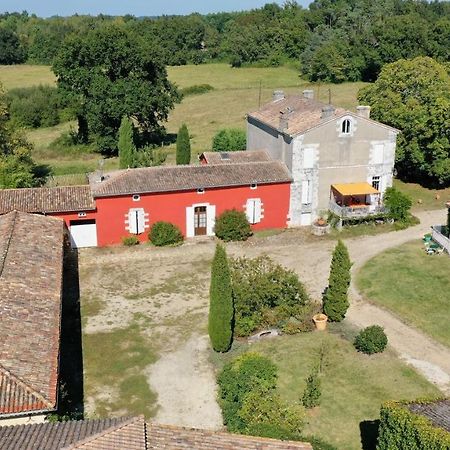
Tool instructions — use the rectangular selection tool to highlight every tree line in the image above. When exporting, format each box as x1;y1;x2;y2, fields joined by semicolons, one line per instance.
0;1;448;82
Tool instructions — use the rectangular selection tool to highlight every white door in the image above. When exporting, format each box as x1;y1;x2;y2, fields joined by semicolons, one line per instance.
70;219;98;248
300;213;312;226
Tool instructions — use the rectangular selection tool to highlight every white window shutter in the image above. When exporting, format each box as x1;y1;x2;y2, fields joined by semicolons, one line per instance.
246;199;255;223
186;206;194;238
207;204;216;236
128;209;138;234
253;199;262;223
303;148;314;169
301;180;310;204
373;144;384;165
136;209;145;234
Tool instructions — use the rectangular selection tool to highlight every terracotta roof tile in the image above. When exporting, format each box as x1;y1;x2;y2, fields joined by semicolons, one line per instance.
147;423;313;449
90;162;292;198
0;186;95;215
0;211;64;416
0;417;131;450
200;150;271;164
248;95;346;136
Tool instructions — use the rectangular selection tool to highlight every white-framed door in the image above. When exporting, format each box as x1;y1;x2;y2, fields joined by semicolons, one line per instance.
69;219;98;248
186;203;216;237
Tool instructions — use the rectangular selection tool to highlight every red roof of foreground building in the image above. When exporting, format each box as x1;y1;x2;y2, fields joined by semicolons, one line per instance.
0;211;64;416
0;416;314;449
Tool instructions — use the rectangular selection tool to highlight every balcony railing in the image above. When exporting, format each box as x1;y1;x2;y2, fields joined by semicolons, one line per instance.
329;199;387;218
431;225;450;255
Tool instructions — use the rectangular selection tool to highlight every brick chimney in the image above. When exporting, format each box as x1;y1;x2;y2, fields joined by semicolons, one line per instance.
356;105;371;119
302;89;314;100
272;90;285;102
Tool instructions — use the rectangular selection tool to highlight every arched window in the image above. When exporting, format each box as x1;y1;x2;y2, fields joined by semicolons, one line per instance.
341;119;351;134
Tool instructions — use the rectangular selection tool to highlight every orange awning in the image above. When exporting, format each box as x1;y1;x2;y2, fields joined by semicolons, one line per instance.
331;182;379;196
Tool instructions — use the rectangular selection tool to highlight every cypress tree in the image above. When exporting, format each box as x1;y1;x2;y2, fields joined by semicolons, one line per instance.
323;240;352;322
176;123;191;165
208;244;234;352
118;116;136;169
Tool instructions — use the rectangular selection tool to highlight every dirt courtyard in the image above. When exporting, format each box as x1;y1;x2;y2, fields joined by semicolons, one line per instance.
78;207;449;428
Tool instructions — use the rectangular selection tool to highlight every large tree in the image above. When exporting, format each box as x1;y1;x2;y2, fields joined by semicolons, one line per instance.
358;57;450;186
52;25;180;155
208;244;234;352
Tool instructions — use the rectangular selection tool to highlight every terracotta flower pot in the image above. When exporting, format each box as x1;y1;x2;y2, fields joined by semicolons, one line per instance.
313;313;328;331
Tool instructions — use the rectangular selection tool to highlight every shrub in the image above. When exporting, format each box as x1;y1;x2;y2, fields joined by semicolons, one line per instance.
214;209;252;242
180;84;214;96
149;221;183;247
354;325;388;355
301;367;321;408
230;255;311;337
208;244;234;352
212;128;246;152
122;236;139;246
384;187;412;222
217;352;278;432
118;116;136;169
176;123;191;165
323;240;352;322
377;400;450;450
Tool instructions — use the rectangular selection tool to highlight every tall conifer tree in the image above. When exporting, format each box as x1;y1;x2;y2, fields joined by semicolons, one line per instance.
323;240;352;322
176;123;191;165
208;244;234;352
118;116;136;169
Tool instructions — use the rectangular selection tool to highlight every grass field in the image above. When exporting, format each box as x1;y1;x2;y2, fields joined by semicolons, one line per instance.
394;179;450;212
0;64;55;90
214;327;438;450
357;240;450;347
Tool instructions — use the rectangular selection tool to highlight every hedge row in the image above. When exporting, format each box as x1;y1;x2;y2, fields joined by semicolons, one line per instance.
377;400;450;450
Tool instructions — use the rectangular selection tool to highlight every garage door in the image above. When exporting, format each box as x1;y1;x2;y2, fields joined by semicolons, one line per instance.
69;219;98;248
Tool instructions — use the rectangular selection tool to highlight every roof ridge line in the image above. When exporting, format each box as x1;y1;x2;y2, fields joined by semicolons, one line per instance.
0;210;17;279
62;415;144;449
0;363;53;408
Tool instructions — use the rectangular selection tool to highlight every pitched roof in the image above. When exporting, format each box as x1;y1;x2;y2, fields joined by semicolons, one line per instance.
147;423;313;449
248;95;399;136
0;185;95;215
408;399;450;432
90;161;292;198
0;211;64;416
0;417;133;450
200;149;271;164
0;417;314;449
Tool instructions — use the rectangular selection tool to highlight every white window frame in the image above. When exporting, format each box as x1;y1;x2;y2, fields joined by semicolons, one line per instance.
301;180;312;205
341;119;351;134
197;188;205;195
245;198;263;224
303;148;315;169
185;203;216;237
371;176;381;191
132;194;141;202
250;183;258;190
125;208;149;235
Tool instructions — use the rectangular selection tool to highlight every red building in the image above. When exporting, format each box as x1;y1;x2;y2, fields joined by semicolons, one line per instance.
0;152;292;247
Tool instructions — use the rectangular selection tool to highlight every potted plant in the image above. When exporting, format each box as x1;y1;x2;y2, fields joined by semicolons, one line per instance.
312;313;328;331
312;212;331;236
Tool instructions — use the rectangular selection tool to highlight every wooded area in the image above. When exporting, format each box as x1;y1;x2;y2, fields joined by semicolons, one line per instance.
0;0;449;82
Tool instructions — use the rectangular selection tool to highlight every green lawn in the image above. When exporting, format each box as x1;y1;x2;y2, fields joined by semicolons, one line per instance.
394;179;450;212
247;329;439;450
357;240;450;347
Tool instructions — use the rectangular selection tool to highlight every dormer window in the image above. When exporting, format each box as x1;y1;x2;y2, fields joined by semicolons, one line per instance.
342;119;351;134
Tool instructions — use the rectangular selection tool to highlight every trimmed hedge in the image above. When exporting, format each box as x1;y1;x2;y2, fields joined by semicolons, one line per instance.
354;325;388;355
149;221;183;246
214;209;253;242
377;400;450;450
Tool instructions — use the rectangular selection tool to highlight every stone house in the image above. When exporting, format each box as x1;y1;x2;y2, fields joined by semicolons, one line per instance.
247;89;400;225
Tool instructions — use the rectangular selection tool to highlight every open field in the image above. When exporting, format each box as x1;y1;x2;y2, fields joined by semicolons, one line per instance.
356;240;450;348
0;64;55;90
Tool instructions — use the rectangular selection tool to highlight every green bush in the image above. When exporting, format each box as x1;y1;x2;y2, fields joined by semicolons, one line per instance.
180;84;214;96
212;128;246;152
354;325;388;355
230;255;311;337
377;400;450;450
214;209;252;242
208;244;234;352
301;367;321;408
149;221;183;246
323;240;352;322
6;85;73;129
122;236;140;246
384;187;413;222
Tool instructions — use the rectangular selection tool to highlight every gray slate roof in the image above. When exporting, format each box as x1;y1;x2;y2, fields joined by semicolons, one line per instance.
408;399;450;432
200;149;271;164
0;186;95;214
90;162;292;198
